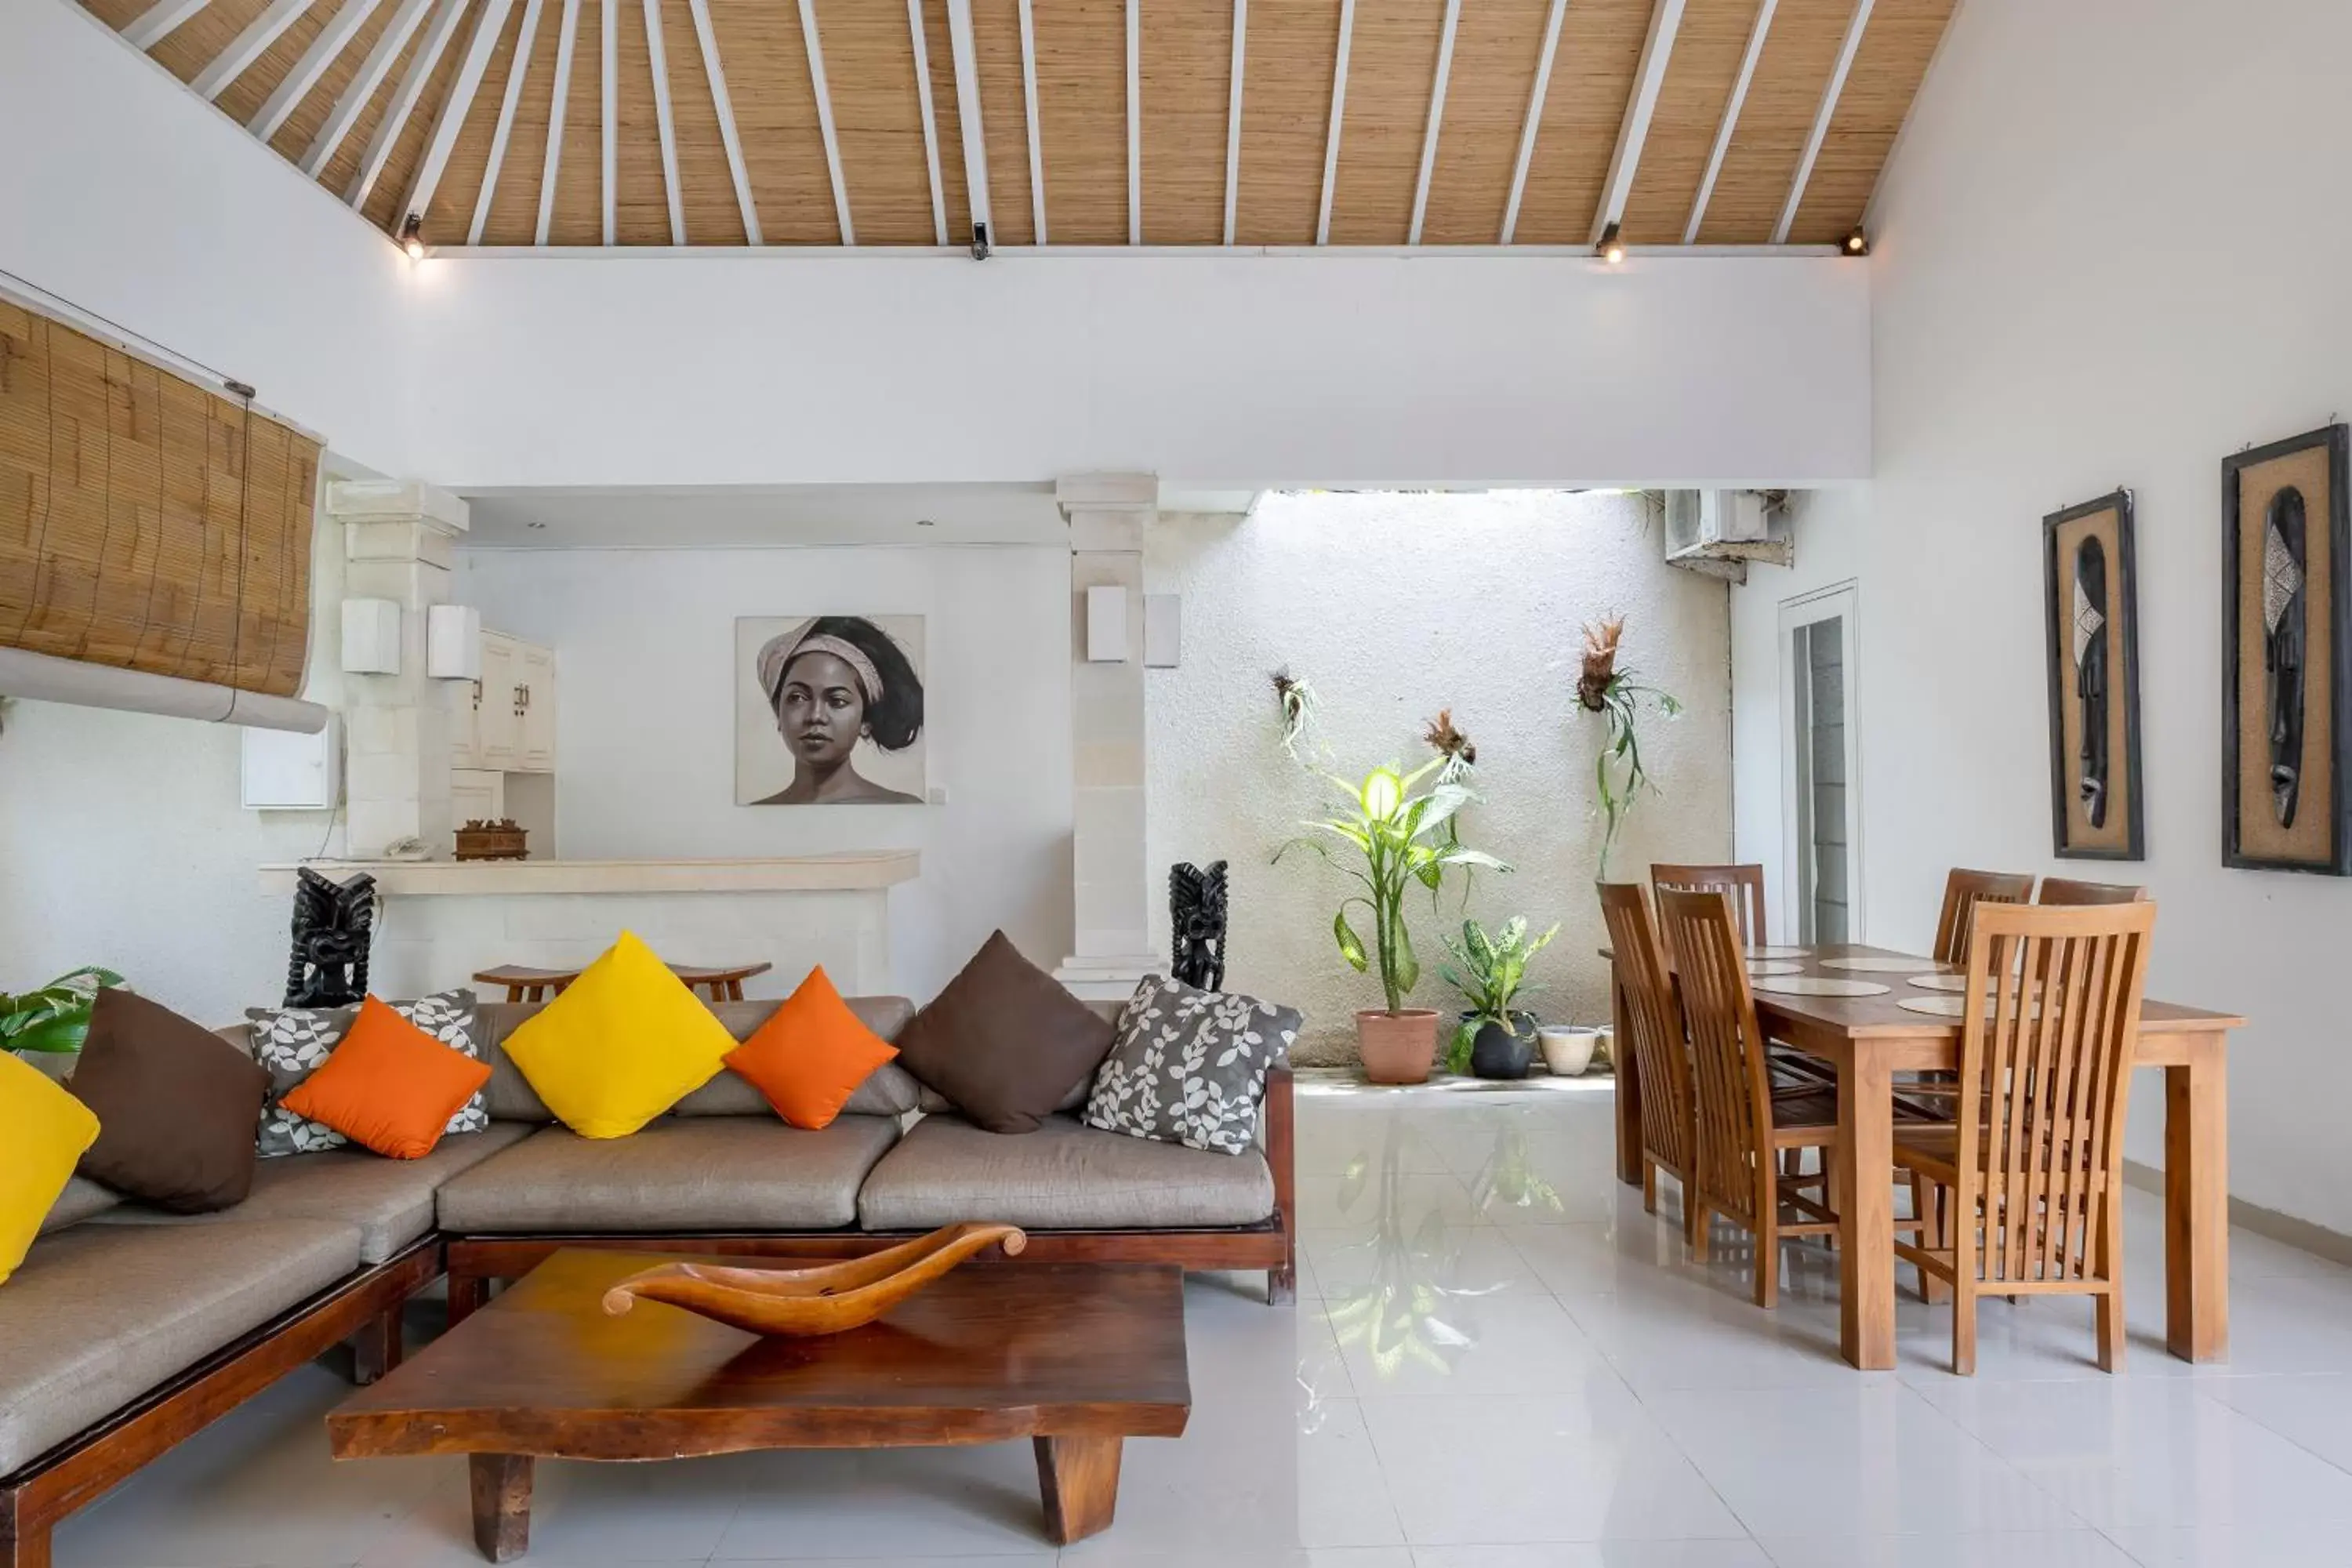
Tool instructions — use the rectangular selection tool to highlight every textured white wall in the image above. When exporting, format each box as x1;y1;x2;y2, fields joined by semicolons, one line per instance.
1149;492;1733;1065
1730;0;2352;1232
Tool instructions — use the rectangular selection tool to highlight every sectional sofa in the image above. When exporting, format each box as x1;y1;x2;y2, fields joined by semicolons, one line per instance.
0;995;1294;1568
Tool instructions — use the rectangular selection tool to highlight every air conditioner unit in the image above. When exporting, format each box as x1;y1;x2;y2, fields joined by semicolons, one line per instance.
1662;490;1794;583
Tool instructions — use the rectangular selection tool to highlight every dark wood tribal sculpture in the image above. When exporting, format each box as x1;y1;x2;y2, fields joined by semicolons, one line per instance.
1168;861;1229;992
285;867;377;1007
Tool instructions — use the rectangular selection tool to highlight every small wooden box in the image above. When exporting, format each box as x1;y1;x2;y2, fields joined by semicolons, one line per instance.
455;819;528;861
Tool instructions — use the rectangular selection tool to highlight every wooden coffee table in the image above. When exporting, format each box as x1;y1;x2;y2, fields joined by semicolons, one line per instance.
328;1249;1190;1560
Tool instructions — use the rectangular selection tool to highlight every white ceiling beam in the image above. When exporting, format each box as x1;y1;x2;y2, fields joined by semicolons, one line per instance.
1018;0;1046;242
1125;0;1140;244
535;0;580;244
1682;0;1774;243
1589;0;1687;245
300;0;434;176
469;0;543;243
123;0;214;50
1406;0;1460;244
689;0;760;244
943;0;991;247
1314;0;1356;245
601;0;617;244
400;0;517;228
193;0;318;100
641;0;685;243
906;0;949;245
1497;0;1564;243
253;0;384;141
1221;0;1245;245
799;0;855;244
343;0;470;209
1773;0;1873;242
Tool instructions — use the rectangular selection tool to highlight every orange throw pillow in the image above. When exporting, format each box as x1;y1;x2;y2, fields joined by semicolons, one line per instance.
278;996;495;1159
724;967;898;1131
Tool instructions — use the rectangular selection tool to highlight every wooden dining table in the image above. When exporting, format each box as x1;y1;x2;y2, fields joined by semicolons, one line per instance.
1602;941;2245;1371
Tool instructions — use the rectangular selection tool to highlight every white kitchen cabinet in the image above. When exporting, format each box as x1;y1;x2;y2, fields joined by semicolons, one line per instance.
517;642;556;772
476;633;521;770
450;768;505;828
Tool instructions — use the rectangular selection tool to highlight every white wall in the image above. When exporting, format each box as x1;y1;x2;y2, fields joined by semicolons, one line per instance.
0;0;411;475
1150;492;1733;1065
456;546;1073;1000
406;252;1871;492
1731;0;2352;1231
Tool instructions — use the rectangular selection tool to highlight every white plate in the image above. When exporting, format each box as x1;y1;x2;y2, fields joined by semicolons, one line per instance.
1821;955;1952;974
1749;976;1890;998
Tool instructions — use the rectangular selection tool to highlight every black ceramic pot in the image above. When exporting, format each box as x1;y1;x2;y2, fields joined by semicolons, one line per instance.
1468;1011;1539;1080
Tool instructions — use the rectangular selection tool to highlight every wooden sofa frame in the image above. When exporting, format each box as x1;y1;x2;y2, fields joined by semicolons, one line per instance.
0;1067;1295;1568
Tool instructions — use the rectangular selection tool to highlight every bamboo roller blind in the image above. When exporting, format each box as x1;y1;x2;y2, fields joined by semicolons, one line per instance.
0;300;320;699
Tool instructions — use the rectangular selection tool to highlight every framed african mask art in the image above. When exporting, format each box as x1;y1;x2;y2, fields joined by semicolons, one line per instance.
2223;424;2352;873
2043;491;2145;859
734;615;927;806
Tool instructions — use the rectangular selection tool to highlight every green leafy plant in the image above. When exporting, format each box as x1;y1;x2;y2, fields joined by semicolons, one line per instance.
2;967;124;1054
1276;759;1508;1014
1577;616;1682;880
1438;916;1559;1073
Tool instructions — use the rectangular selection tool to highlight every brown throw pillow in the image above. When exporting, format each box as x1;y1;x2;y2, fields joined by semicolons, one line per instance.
893;931;1115;1134
70;989;269;1213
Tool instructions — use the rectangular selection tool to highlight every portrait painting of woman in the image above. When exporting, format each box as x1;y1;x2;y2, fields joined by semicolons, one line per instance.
735;615;926;806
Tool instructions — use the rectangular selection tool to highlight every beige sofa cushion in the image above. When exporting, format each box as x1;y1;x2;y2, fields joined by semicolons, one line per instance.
437;1116;901;1233
87;1123;535;1264
38;1176;122;1236
463;998;921;1122
0;1219;362;1473
856;1113;1275;1232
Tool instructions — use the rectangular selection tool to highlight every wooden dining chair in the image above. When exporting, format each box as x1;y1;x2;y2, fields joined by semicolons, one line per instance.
1598;884;1700;1233
1932;869;2038;966
2038;877;2147;906
1893;899;2157;1374
1651;863;1770;949
1654;887;1845;1308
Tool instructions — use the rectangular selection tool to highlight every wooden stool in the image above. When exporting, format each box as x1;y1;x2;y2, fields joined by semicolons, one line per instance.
471;961;774;1004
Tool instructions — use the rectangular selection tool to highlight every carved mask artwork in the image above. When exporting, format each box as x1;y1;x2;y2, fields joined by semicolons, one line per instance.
285;867;377;1007
2263;487;2309;827
2072;536;2110;828
1168;860;1229;993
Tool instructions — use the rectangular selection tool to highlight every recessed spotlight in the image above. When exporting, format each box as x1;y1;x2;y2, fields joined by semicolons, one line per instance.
524;520;547;530
1595;220;1625;266
1842;224;1870;257
398;214;426;260
915;517;937;528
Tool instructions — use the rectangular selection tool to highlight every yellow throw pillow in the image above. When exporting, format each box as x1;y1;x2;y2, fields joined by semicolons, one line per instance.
500;932;738;1138
2;1051;102;1285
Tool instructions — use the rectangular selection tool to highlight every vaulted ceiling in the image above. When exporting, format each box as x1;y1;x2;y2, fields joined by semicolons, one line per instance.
82;0;1955;250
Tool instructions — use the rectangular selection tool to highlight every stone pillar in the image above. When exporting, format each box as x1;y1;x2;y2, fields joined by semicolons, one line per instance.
327;480;470;858
1054;474;1162;1002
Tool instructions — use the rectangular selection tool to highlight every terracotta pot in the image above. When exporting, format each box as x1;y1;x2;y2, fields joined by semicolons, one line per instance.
1356;1009;1441;1084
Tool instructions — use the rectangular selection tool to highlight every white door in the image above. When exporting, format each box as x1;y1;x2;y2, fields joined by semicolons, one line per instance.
1779;583;1863;944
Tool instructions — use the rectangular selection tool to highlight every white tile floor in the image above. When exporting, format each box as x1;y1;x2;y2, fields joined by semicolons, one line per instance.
52;1080;2352;1567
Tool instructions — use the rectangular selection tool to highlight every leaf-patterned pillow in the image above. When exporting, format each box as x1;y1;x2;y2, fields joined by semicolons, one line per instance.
245;989;488;1157
1082;975;1298;1155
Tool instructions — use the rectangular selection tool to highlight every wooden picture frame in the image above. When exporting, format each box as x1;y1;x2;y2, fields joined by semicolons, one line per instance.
2044;491;2145;859
2223;423;2352;874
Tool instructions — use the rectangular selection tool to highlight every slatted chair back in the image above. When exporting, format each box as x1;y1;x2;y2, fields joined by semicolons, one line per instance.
1954;900;2155;1290
1651;863;1769;953
1932;869;2038;966
1656;887;1779;1236
1597;882;1693;1178
2037;877;2147;906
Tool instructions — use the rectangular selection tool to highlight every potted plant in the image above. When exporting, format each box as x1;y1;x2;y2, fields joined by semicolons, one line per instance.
1277;759;1506;1084
1577;616;1682;880
3;966;123;1077
1440;916;1559;1079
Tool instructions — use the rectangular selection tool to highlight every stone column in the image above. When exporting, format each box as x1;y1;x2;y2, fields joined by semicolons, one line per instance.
327;480;470;858
1054;474;1162;1002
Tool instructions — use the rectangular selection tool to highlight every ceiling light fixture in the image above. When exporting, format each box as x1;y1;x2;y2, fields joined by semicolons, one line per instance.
1842;224;1870;257
1595;221;1625;265
398;214;426;260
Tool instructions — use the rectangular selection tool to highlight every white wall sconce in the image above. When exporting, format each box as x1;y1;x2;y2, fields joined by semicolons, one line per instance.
427;604;482;679
339;598;401;674
1145;593;1181;668
1085;585;1128;662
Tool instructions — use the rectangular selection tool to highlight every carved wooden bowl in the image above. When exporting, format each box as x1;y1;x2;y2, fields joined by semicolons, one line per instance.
599;1222;1029;1337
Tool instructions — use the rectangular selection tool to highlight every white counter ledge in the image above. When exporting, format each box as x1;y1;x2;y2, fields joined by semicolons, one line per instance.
257;852;920;898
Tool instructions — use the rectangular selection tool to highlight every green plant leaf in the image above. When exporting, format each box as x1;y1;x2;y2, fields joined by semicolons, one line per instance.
1392;919;1419;996
1435;846;1512;873
9;1012;93;1053
1334;909;1369;973
1446;1018;1478;1074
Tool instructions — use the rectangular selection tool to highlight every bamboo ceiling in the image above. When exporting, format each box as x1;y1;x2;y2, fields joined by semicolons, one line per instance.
82;0;1956;249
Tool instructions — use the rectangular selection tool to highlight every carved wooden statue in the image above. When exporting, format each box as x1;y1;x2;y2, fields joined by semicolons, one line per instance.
1169;860;1229;992
285;867;376;1007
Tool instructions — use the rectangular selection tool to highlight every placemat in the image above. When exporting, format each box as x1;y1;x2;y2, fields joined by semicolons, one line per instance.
1909;974;1971;993
1748;960;1804;977
1749;976;1891;998
1746;946;1811;959
1821;955;1952;974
